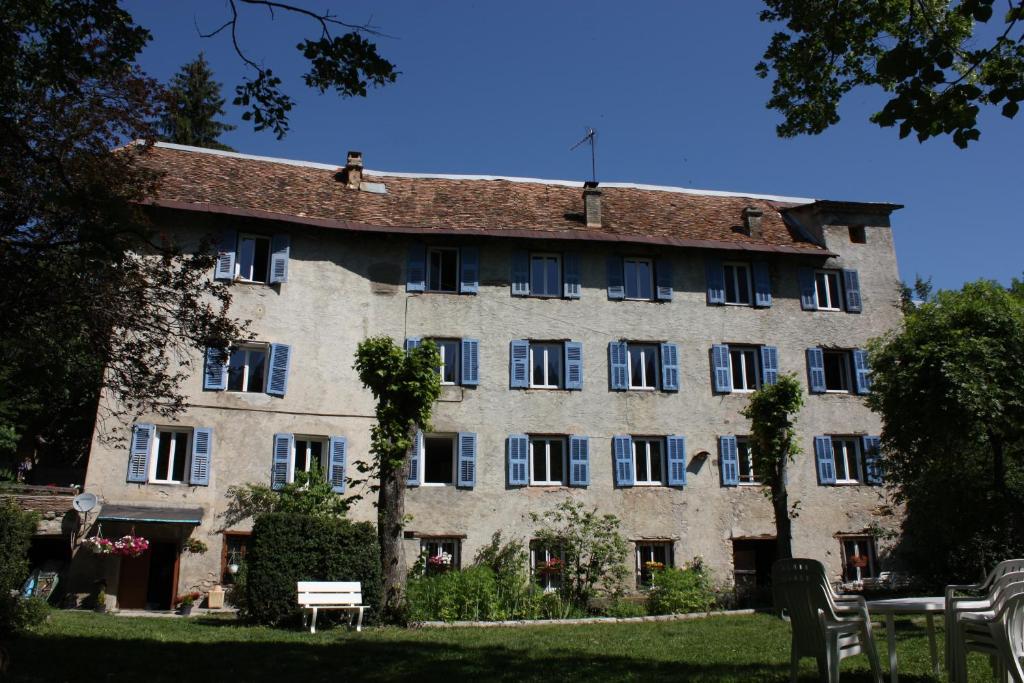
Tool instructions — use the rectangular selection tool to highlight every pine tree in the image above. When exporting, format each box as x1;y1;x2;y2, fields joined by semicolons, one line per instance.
159;53;236;151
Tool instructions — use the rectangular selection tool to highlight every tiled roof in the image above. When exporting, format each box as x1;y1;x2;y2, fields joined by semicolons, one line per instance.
138;143;844;254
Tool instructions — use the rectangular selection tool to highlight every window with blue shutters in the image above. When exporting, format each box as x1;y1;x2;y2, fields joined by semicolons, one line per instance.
529;253;561;297
409;246;482;294
507;434;529;486
509;340;530;388
460;247;479;294
407;430;422;487
843;269;862;312
760;346;779;386
852;349;871;394
213;342;292;397
461;339;480;386
655;258;673;301
801;268;863;313
712;344;732;393
510;340;581;390
806;347;827;393
513;251;581;298
814;435;837;485
511;250;530;296
292;437;325;483
609;341;629;390
530;436;566;485
457;432;477;488
236;233;271;283
419;433;459;485
798;267;817;310
752;261;772;307
719;435;739;486
564;342;583;390
862;435;883;485
266;343;291;397
706;258;726;305
126;423;154;483
427;247;459;292
204;347;228;391
830;436;864;484
407;245;426;292
666;435;687;487
214;231;289;285
613;435;634;487
807;348;867;394
607;256;625;300
328;436;347;493
607;256;672;301
271;433;293;490
563;253;581;299
269;234;290;284
708;260;756;305
632;438;665;485
150;428;191;484
214;229;237;281
189;428;212;486
660;343;680;391
569;436;590;487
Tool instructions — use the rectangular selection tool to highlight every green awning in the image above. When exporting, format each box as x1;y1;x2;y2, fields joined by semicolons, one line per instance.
96;504;203;525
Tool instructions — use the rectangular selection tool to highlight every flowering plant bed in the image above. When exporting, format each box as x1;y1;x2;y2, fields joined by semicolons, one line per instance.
427;551;453;573
537;558;564;575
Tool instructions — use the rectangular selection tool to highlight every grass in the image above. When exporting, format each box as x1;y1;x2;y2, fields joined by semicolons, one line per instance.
4;610;998;682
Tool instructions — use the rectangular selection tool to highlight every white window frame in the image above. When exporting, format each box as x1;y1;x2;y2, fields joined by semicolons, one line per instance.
832;437;863;484
632;438;665;486
235;233;271;283
814;270;843;311
427;247;459;293
530;253;562;298
529;342;563;389
529;436;566;486
635;542;673;588
432;338;460;386
623;257;655;300
227;344;268;393
421;433;457;486
628;344;659;390
823;350;852;393
149;428;192;485
530;542;564;592
289;436;327;484
840;536;878;582
421;538;461;573
723;262;753;305
729;346;760;392
737;437;760;485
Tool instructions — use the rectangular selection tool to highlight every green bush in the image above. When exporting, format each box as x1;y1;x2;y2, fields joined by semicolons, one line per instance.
646;562;716;615
0;497;43;636
244;513;381;627
604;597;648;618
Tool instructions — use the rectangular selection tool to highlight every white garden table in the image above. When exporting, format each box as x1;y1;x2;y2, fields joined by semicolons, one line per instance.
866;596;945;683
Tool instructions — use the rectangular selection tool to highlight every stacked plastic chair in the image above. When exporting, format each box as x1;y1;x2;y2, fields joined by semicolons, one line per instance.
773;558;883;683
946;560;1024;682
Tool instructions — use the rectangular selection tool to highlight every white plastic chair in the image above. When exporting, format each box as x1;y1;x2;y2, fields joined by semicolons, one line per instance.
956;581;1024;683
946;560;1024;682
774;558;884;683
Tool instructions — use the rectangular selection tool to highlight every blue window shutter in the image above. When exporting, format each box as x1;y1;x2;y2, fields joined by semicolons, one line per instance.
655;258;673;301
507;434;529;486
266;343;291;397
862;435;883;485
806;347;826;393
705;258;726;305
460;247;479;294
853;349;871;394
753;261;772;307
613;435;634;487
798;268;818;310
189;427;212;486
269;234;290;284
814;435;837;485
843;269;862;313
126;423;154;483
760;346;779;386
606;256;624;300
509;340;529;388
271;433;292;490
203;347;228;391
457;432;477;487
328;436;347;493
660;343;680;392
569;436;590;486
214;229;236;281
406;245;426;292
405;337;422;354
608;341;628;390
563;253;581;299
712;344;732;393
407;431;422;487
719;435;739;486
511;250;530;296
564;341;583;390
667;435;687;487
461;339;480;386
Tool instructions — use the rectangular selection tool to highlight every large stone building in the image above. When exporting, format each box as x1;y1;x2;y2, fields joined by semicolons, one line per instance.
79;142;903;610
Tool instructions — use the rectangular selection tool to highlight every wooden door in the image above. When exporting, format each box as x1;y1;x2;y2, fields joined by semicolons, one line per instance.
117;554;151;609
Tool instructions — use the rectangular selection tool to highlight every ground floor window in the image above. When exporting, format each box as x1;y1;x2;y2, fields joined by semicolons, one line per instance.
635;542;673;588
530;542;564;591
221;532;251;585
421;538;461;574
840;535;878;582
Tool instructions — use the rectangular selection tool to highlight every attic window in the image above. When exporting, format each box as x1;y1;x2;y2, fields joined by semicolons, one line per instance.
849;226;867;243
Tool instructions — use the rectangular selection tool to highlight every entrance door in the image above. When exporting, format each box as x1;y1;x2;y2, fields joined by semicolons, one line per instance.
117;553;151;609
733;538;777;607
145;542;179;610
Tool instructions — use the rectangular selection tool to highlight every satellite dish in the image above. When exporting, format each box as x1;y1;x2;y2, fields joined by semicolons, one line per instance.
72;492;98;513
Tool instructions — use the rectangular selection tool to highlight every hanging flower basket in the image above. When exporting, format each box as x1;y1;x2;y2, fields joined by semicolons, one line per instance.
83;536;115;555
83;534;149;558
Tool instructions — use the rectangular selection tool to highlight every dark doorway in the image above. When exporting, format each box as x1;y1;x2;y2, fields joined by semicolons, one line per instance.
733;538;777;608
145;542;179;610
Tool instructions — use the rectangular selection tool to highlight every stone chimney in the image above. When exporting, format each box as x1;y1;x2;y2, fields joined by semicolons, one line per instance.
742;206;764;238
344;151;363;190
583;181;602;228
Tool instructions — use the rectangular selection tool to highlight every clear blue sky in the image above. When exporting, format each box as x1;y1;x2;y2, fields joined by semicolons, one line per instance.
125;1;1022;291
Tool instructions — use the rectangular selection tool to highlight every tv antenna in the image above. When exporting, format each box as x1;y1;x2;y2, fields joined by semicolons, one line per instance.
570;127;598;183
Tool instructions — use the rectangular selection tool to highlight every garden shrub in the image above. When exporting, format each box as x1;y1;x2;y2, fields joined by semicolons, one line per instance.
0;497;44;636
646;561;716;615
244;512;381;627
604;597;648;618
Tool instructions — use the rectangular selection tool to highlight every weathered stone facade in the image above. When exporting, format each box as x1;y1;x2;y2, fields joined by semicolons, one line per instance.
79;145;904;608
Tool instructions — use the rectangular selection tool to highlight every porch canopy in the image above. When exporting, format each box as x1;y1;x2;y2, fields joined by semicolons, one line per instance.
96;504;203;525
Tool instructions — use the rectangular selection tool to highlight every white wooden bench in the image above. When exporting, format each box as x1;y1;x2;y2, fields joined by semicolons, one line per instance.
296;581;369;633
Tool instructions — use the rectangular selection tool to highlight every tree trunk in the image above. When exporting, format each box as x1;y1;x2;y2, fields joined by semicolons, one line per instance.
772;460;793;560
377;459;407;623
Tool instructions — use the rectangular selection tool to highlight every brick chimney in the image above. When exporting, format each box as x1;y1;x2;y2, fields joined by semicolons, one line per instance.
742;206;764;238
344;151;363;190
583;181;602;228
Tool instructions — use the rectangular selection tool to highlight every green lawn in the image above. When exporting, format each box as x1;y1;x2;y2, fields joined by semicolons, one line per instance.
5;611;997;682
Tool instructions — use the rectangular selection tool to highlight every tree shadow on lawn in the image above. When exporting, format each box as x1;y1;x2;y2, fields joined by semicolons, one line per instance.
7;632;939;683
